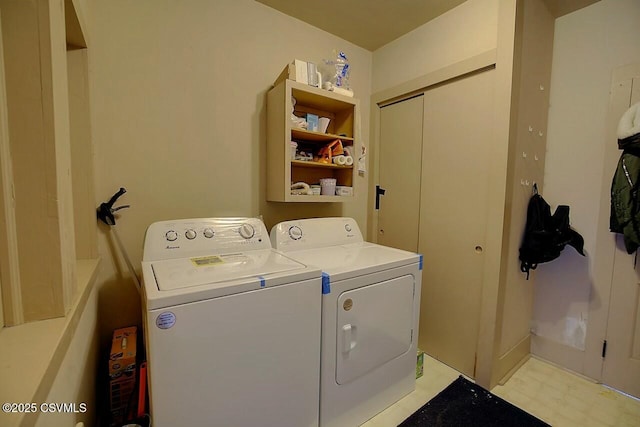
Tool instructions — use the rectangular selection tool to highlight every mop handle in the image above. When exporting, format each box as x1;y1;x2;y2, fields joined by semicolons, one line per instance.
97;187;141;290
111;225;142;290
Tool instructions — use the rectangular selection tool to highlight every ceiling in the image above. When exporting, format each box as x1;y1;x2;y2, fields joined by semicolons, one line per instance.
255;0;600;51
255;0;466;51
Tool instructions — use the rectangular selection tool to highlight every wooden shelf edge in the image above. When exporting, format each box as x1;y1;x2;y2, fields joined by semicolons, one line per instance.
287;194;354;202
291;128;354;142
291;160;353;169
288;79;357;104
266;195;354;203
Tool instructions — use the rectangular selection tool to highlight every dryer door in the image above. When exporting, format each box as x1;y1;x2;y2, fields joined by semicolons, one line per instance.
336;274;415;384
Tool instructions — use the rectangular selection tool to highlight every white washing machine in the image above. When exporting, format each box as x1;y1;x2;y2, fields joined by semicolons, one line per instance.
141;217;322;427
270;217;422;427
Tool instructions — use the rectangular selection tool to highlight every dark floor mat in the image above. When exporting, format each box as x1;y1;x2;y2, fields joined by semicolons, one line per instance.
398;375;551;427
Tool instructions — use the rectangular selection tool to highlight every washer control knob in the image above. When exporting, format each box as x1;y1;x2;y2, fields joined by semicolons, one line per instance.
345;224;352;232
185;229;197;240
239;223;255;239
203;228;215;238
288;226;302;240
165;230;178;242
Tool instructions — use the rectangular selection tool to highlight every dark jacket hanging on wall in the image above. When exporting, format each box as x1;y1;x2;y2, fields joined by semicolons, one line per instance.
519;191;585;279
610;102;640;253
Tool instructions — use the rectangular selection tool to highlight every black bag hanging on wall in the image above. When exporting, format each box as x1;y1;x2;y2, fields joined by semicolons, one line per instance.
519;189;585;279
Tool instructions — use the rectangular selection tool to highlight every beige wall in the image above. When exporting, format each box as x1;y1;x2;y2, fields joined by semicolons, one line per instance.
88;0;372;342
532;0;640;352
372;0;499;93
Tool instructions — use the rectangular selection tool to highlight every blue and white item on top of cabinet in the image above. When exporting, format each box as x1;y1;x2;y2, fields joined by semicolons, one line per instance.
270;217;423;427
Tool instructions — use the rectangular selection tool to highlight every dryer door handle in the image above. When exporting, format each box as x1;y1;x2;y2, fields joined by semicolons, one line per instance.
342;324;357;353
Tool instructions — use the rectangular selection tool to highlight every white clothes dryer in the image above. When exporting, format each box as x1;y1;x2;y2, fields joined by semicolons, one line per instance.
270;217;422;427
141;217;322;427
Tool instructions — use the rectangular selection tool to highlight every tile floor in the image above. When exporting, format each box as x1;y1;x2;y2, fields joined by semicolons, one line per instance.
362;355;640;427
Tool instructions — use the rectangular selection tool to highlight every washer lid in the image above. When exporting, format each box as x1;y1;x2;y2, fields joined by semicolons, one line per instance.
151;249;306;291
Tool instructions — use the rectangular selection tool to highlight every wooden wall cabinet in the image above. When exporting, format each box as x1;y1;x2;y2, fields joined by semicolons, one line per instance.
266;79;359;202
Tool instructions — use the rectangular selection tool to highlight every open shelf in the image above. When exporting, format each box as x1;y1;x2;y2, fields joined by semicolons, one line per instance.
266;79;359;202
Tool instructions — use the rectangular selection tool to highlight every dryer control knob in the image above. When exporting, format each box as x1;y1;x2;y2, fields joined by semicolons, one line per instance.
185;229;197;240
165;230;178;242
239;223;255;239
288;226;302;240
203;228;215;238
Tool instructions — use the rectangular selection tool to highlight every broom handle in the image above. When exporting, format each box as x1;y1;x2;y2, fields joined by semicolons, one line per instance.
111;225;142;291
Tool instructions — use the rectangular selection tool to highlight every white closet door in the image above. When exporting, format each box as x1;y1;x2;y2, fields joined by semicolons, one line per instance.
418;68;495;378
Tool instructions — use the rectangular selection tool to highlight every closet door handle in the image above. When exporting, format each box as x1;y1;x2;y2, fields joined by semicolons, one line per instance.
375;185;386;210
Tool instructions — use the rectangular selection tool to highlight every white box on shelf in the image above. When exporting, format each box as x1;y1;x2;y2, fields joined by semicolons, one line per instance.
294;59;309;84
335;186;353;196
274;60;310;86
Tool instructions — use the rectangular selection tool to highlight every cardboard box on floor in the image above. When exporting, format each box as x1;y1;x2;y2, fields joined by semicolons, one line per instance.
109;326;138;425
109;326;137;378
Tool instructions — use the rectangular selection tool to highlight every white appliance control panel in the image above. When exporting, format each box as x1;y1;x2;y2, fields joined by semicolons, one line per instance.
270;217;363;251
143;217;271;261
